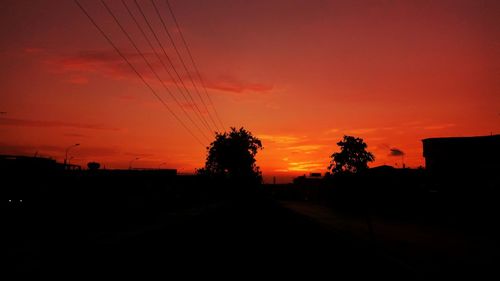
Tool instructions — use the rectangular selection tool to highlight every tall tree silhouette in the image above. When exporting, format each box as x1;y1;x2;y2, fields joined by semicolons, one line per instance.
200;127;263;183
328;135;374;174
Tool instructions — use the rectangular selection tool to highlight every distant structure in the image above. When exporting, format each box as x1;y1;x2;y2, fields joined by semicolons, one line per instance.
106;168;177;177
0;154;62;172
293;173;323;185
87;162;101;171
310;172;322;178
422;134;500;182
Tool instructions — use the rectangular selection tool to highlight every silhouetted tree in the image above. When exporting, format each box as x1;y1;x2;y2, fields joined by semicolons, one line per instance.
328;135;374;174
87;162;101;171
200;127;263;184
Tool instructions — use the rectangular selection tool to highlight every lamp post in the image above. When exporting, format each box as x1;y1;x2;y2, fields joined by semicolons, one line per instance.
64;143;80;169
129;157;140;170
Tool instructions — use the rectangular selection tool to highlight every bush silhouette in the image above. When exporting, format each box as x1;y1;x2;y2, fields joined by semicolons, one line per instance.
87;162;101;171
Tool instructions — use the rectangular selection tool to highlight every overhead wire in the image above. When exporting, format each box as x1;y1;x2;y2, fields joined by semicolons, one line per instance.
150;0;220;132
164;0;225;131
100;0;210;142
120;0;212;139
74;0;206;147
134;0;215;134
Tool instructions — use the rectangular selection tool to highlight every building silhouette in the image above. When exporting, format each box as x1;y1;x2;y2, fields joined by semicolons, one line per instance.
0;154;63;172
422;134;500;184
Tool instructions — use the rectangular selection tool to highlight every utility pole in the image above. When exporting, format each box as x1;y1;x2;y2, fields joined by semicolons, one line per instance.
64;143;80;169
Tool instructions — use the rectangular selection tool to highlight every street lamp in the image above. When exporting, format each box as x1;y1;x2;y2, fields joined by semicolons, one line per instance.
129;157;140;170
64;143;80;168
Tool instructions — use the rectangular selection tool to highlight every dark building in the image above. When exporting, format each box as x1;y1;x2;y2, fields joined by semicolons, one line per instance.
0;154;63;172
422;134;500;182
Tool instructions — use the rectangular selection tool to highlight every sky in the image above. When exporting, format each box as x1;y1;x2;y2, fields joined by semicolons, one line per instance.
0;0;499;183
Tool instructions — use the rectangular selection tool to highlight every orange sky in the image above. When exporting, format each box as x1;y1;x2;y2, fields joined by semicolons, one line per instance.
1;0;499;183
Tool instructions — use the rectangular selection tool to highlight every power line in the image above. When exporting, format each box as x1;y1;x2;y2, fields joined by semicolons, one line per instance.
150;0;220;132
165;0;225;131
100;0;210;142
119;0;212;140
74;0;206;147
134;0;215;135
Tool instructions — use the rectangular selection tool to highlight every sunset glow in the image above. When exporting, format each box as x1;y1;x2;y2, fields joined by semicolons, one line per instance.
1;0;499;182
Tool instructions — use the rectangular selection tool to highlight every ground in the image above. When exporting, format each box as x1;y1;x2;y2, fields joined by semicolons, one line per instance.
6;192;416;279
7;183;498;279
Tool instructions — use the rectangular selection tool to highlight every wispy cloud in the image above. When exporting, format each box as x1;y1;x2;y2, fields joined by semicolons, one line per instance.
46;49;167;83
63;133;88;138
23;47;44;54
123;152;156;158
259;134;303;144
422;123;455;130
48;50;273;96
0;143;60;156
0;117;119;131
324;128;340;134
0;143;120;158
287;161;324;171
206;76;274;94
348;127;395;135
286;144;324;154
67;75;89;84
324;127;393;136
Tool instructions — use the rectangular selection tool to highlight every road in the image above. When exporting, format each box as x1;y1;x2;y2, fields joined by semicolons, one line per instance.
281;200;500;279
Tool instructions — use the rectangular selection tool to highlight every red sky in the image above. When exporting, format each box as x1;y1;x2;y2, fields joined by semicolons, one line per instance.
1;0;499;182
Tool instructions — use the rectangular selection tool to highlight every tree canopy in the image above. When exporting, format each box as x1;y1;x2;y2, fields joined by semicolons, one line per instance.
87;162;101;170
199;127;263;184
328;135;374;174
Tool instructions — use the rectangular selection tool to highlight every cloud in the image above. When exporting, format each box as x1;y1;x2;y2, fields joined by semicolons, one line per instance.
77;146;121;157
259;134;302;144
324;128;340;134
0;143;60;156
56;50;134;79
23;47;44;54
0;143;120;159
0;117;120;131
123;152;156;158
347;127;394;135
50;49;164;82
287;161;324;171
422;123;456;130
48;50;273;97
63;133;88;138
286;145;324;154
389;148;405;156
206;76;274;94
115;94;139;101
258;134;325;153
67;75;89;84
324;127;393;136
274;169;290;172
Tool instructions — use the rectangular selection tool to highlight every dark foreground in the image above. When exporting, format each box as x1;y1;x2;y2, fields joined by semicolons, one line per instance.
5;170;499;279
6;190;419;279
